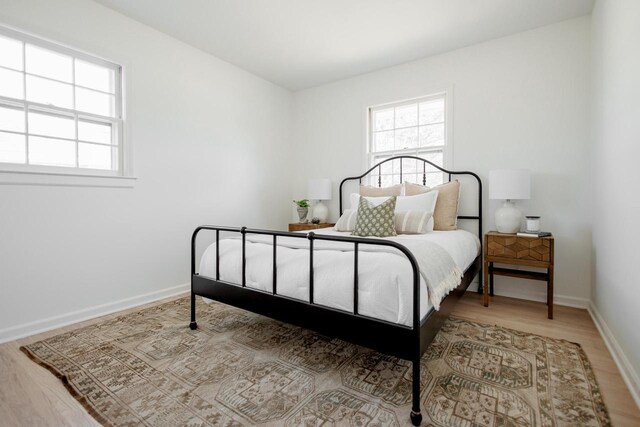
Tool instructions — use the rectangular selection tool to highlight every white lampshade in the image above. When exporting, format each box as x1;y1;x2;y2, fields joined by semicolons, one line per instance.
489;169;531;200
307;178;332;200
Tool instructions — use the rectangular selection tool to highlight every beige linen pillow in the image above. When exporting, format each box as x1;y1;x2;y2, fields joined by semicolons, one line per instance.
359;183;403;197
394;211;434;234
404;180;460;231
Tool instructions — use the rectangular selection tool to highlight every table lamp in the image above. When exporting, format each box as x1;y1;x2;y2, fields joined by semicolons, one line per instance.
307;178;332;223
489;169;530;233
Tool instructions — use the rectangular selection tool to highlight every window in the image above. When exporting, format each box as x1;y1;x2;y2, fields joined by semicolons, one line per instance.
368;93;450;187
0;26;123;175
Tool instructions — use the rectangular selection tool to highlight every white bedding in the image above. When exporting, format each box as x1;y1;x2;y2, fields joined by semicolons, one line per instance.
199;229;480;326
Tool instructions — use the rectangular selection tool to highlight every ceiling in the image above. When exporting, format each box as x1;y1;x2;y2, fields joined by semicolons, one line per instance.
93;0;594;91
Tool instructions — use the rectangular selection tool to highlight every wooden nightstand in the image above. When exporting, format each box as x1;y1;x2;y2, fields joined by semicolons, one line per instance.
288;223;335;232
484;231;555;319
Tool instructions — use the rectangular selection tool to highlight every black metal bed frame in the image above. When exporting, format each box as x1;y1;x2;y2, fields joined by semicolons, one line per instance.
190;155;482;426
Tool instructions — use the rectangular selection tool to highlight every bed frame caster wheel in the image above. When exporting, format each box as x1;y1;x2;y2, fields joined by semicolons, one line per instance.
410;410;422;426
189;321;198;330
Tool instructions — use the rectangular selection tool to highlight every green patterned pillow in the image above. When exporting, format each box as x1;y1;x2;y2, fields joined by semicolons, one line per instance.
352;196;397;237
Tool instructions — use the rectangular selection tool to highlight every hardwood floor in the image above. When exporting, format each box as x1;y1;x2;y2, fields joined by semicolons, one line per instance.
0;293;638;426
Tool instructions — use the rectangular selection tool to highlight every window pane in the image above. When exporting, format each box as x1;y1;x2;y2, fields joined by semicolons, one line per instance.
419;124;444;147
373;108;393;131
29;135;75;167
401;158;418;174
395;127;418;150
373;130;393;152
395;104;417;128
78;142;113;170
419;99;444;124
76;87;114;117
403;173;420;184
0;68;24;99
75;59;115;93
28;110;75;139
26;75;73;109
422;151;443;166
0;35;23;70
78;120;111;144
25;44;72;83
0;131;25;164
0;105;25;133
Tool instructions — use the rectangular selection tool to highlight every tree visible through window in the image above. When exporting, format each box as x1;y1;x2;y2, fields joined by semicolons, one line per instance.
0;26;123;174
368;94;449;187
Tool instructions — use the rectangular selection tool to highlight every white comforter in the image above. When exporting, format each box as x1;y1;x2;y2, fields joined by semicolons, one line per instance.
199;229;480;326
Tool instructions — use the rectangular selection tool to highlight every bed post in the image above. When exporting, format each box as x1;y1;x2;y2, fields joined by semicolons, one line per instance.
189;227;200;330
410;257;422;426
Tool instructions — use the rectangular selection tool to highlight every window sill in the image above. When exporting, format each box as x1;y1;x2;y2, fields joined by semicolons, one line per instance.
0;169;137;188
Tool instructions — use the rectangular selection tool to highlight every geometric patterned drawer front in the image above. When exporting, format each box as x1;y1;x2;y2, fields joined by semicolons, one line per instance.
487;235;552;262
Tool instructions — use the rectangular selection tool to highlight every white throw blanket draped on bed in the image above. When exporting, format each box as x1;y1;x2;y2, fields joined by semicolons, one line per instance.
210;233;462;311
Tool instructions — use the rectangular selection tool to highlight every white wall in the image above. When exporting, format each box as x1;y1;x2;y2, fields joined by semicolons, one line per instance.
0;0;292;341
591;0;640;403
291;17;592;306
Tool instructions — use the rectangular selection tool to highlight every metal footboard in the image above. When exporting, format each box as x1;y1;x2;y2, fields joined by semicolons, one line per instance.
190;225;425;425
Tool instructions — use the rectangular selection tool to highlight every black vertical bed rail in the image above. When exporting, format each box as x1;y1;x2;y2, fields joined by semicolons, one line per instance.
308;232;315;304
215;230;220;281
241;227;247;287
272;235;277;295
353;242;359;315
410;249;422;426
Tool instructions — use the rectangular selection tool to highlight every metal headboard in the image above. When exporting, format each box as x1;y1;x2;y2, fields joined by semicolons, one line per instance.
338;155;483;241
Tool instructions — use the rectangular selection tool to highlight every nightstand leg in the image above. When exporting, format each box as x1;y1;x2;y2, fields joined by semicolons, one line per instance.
483;259;489;307
489;262;494;296
547;265;554;319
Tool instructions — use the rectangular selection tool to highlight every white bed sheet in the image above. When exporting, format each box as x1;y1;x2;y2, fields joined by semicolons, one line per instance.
199;229;480;326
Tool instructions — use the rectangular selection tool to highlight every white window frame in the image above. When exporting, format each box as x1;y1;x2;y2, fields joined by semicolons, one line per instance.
366;90;453;186
0;25;134;187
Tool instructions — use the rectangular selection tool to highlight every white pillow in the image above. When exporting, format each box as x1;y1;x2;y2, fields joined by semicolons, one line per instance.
334;209;358;232
349;191;439;232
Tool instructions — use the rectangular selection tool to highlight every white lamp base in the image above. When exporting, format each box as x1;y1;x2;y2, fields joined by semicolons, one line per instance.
495;200;522;233
313;201;329;223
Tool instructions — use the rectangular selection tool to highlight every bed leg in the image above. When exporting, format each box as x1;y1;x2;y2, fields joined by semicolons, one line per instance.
189;291;197;330
410;358;422;426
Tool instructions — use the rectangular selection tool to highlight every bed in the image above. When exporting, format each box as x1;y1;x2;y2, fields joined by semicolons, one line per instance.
189;155;483;426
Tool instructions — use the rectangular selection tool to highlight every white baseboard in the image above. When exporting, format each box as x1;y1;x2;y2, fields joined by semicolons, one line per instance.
588;302;640;409
0;283;190;344
466;283;590;308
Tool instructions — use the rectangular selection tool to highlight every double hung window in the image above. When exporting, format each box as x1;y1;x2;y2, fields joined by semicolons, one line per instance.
368;93;450;186
0;27;123;175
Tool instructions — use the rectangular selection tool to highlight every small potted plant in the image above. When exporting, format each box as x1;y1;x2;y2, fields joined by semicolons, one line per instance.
293;199;310;223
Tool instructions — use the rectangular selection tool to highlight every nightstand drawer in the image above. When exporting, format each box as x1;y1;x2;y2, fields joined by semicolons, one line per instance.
486;234;553;262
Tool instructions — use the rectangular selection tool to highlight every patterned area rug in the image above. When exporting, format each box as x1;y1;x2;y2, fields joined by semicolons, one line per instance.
21;297;610;426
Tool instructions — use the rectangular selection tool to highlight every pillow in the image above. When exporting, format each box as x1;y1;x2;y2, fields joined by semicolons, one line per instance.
394;211;434;234
335;208;433;234
334;209;358;232
348;191;439;232
404;180;461;231
352;196;397;237
359;183;403;197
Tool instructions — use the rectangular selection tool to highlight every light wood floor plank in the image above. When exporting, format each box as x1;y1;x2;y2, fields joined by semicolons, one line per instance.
0;292;638;426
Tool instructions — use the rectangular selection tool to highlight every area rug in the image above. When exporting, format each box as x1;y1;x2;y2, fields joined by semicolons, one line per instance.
21;297;610;426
